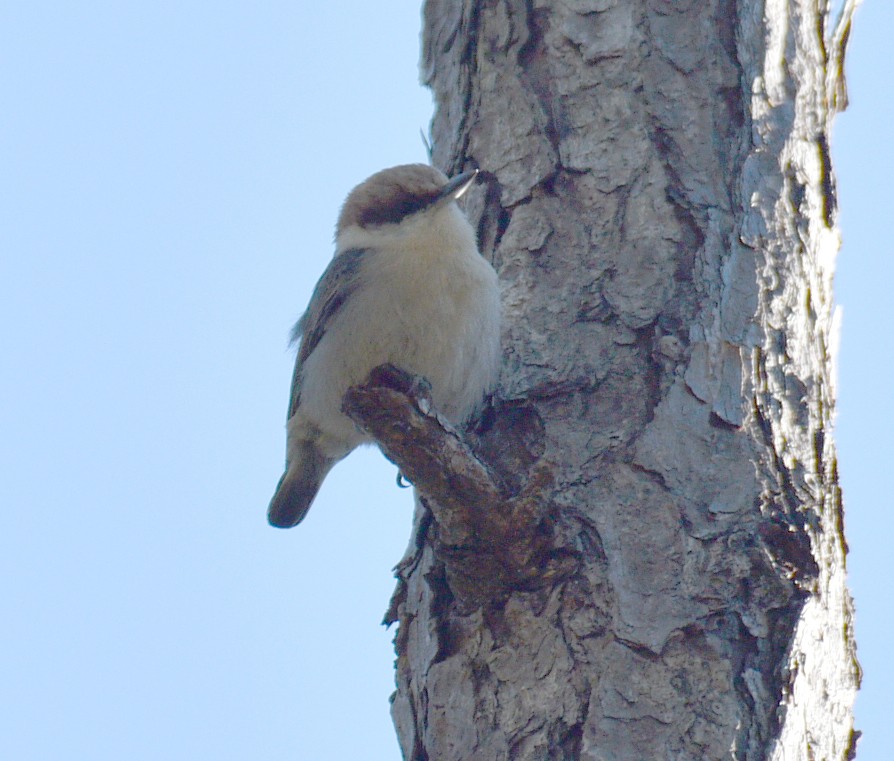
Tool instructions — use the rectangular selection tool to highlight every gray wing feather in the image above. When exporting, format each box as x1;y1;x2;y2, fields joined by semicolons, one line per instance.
286;248;368;418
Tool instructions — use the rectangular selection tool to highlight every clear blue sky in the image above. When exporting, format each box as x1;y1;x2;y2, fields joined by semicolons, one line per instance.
1;3;889;760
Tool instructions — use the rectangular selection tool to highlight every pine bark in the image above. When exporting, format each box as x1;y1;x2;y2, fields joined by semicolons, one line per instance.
381;1;860;759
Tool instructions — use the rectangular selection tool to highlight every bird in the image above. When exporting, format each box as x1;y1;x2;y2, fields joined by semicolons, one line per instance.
267;163;502;528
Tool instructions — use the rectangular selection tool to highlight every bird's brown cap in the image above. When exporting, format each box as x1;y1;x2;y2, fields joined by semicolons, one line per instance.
337;164;476;232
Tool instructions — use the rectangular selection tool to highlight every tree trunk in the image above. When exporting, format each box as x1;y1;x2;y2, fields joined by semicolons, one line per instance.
384;1;861;758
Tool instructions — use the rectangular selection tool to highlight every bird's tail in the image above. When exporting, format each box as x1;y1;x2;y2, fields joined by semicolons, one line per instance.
267;440;336;528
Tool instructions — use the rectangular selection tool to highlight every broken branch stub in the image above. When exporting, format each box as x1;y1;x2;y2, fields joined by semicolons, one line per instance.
341;364;572;601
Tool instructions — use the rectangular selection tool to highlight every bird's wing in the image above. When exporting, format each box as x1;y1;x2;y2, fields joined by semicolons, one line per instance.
286;247;369;419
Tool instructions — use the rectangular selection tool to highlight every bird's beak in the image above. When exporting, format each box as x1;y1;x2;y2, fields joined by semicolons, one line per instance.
440;168;479;203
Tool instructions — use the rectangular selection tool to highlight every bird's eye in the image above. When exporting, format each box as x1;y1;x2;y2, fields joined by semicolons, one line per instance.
359;188;441;227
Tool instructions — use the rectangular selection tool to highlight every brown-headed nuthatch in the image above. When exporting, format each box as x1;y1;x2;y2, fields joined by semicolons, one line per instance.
268;164;501;528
